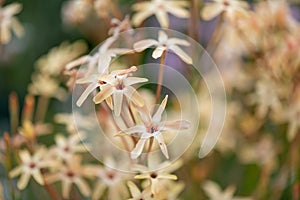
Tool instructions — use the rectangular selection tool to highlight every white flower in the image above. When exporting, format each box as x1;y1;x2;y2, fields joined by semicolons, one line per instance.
131;0;190;28
133;30;192;64
0;3;24;44
116;95;191;159
127;181;154;200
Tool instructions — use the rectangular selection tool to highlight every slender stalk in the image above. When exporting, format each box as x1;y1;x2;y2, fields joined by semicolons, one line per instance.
9;92;19;135
206;15;224;54
155;50;167;104
35;96;49;123
189;0;200;41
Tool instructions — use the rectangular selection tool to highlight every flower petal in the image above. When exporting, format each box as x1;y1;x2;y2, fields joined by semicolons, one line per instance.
124;77;148;86
133;39;159;52
165;4;190;18
158;31;168;43
152;95;168;123
131;138;147;159
62;180;72;199
124;86;145;107
17;173;31;190
92;180;106;200
9;166;22;178
167;38;190;46
154;133;169;159
66;55;90;70
152;46;165;59
168;45;193;64
93;85;114;104
132;9;154;27
32;171;44;185
161;120;191;131
97;54;112;74
155;10;169;28
127;181;141;197
157;173;177;180
75;178;90;197
113;91;124;116
19;150;31;163
201;3;224;21
116;125;146;136
76;83;98;107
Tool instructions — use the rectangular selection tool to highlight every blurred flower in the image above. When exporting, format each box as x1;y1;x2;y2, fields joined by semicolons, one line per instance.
116;95;190;159
109;15;133;37
92;66;147;116
9;148;54;190
154;180;185;200
202;180;253;200
0;2;24;44
36;41;87;76
18;120;51;140
45;155;91;199
134;30;192;64
133;159;182;195
282;99;300;141
201;0;249;21
131;0;190;28
127;181;154;200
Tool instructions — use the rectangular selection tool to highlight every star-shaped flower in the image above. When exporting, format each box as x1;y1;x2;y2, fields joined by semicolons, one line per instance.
127;181;154;200
116;95;191;159
9;148;54;190
131;0;190;28
133;30;192;64
0;3;24;44
201;0;249;21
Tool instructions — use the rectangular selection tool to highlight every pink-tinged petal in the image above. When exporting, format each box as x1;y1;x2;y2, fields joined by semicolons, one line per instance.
17;173;31;190
19;150;31;163
32;171;44;185
157;173;177;180
168;45;193;64
165;5;190;18
201;3;224;21
152;46;165;59
66;55;90;70
124;77;148;86
152;95;168;123
127;181;142;197
155;10;169;28
131;138;147;159
113;91;124;116
116;125;146;136
76;83;98;107
9;166;22;178
158;31;168;43
133;39;159;52
93;86;114;104
75;178;90;197
62;181;72;199
124;86;145;107
92;180;106;200
167;38;190;46
132;10;154;27
154;133;169;159
161;120;191;131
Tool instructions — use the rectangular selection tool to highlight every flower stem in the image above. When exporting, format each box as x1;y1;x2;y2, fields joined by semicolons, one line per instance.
155;50;167;104
35;96;49;123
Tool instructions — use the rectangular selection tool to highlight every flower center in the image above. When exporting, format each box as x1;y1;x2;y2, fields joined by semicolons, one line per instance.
29;162;36;169
115;80;125;90
66;171;75;178
150;172;158;179
106;172;116;180
223;1;230;6
64;146;70;152
147;125;157;134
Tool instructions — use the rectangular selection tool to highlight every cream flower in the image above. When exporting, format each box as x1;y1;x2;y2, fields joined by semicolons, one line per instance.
92;66;148;116
9;148;54;190
0;3;24;44
66;36;132;75
45;156;91;199
50;133;88;161
18;120;51;140
127;181;154;200
131;0;190;28
109;15;133;37
133;30;192;64
116;95;190;159
203;180;253;200
201;0;249;21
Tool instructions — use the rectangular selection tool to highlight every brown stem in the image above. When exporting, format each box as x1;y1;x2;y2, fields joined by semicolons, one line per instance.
155;51;167;104
206;15;224;54
35;96;49;123
42;173;62;200
189;0;200;41
9;92;19;135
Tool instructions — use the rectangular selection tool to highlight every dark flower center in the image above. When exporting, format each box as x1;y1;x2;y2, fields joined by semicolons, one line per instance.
106;172;115;180
150;172;158;179
66;171;75;178
29;162;36;169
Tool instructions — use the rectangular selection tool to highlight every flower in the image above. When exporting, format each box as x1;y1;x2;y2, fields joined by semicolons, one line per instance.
116;95;191;159
45;155;91;199
92;66;148;116
0;2;24;44
9;148;54;190
131;0;190;28
201;0;249;21
109;15;133;37
66;36;132;75
18;120;51;140
133;160;182;195
202;180;253;200
127;181;154;200
50;133;88;161
133;30;192;64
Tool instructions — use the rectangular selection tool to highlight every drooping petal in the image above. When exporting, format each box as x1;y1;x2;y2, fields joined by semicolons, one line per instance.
161;120;191;131
131;138;147;159
17;173;31;190
168;44;193;64
152;46;165;59
154;133;169;159
32;171;44;185
93;86;114;104
152;95;168;123
155;10;169;28
124;86;145;107
76;83;98;107
124;77;148;86
201;3;224;21
113;91;124;116
75;178;90;197
0;21;11;44
133;39;159;52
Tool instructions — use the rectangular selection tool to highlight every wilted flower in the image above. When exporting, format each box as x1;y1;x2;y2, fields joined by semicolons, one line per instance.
127;181;154;200
201;0;249;21
134;30;192;64
202;180;253;200
0;2;24;44
116;95;190;159
9;148;54;190
131;0;190;28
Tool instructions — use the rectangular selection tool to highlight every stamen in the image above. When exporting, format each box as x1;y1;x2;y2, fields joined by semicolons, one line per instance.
117;66;137;76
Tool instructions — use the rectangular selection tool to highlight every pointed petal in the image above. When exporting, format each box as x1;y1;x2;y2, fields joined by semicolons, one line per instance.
92;180;106;200
152;46;165;59
169;45;192;64
124;86;145;107
132;10;154;27
76;74;98;84
9;166;22;178
32;171;44;185
105;96;114;110
154;133;169;159
113;91;124;116
116;125;146;136
17;173;31;190
201;3;224;21
93;86;114;104
152;95;168;123
157;173;177;180
19;150;31;163
155;11;169;28
62;181;72;199
134;174;150;179
161;120;191;131
98;54;111;74
127;181;142;197
124;77;148;86
75;178;90;197
131;138;147;159
76;83;98;107
66;55;90;70
133;39;159;52
165;5;189;18
167;38;190;46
